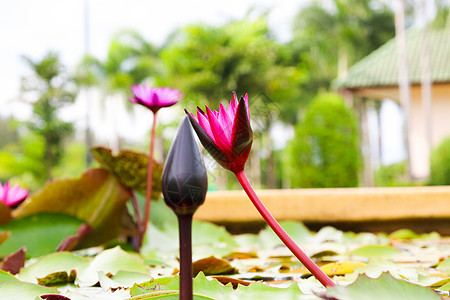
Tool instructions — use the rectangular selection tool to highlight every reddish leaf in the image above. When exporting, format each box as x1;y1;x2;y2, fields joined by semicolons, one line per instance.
1;247;25;275
40;294;71;300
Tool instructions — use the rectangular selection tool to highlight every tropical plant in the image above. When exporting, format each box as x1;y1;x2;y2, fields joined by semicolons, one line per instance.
289;0;395;103
20;52;76;181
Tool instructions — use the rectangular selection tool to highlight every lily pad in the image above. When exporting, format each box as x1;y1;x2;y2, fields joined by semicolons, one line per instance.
152;273;309;299
319;261;367;276
437;258;450;274
348;245;402;258
12;168;133;248
321;272;441;300
78;246;148;286
0;281;58;300
19;251;89;283
0;213;84;258
0;269;18;282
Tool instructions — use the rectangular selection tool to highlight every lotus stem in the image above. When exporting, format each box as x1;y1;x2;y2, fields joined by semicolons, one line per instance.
178;213;193;300
235;170;335;288
142;111;158;247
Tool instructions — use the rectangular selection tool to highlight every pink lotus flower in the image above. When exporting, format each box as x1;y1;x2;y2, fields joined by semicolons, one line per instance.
0;182;28;207
129;85;184;113
186;92;335;288
186;92;253;173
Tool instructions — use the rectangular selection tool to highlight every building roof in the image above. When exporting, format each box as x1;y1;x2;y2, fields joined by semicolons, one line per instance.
334;24;450;89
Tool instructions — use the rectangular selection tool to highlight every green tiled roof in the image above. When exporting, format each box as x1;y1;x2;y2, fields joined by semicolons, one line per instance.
334;25;450;89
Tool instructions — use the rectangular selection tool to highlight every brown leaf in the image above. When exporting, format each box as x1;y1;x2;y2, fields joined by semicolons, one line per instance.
247;266;265;272
1;246;26;275
222;251;258;260
12;168;132;248
192;256;238;276
92;147;163;199
212;276;251;289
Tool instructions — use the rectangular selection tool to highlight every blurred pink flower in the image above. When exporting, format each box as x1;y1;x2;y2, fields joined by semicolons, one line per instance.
0;182;28;207
186;92;252;173
129;85;184;113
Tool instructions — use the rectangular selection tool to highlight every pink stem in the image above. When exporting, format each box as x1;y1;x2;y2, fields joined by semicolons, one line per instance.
235;170;335;288
142;111;158;246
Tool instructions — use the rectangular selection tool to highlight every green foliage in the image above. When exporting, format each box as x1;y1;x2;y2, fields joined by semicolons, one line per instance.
0;133;47;189
76;29;160;93
374;161;413;187
429;137;450;185
159;17;304;124
21;52;76;180
286;93;360;187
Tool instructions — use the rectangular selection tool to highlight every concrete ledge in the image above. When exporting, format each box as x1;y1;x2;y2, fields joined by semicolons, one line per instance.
194;186;450;233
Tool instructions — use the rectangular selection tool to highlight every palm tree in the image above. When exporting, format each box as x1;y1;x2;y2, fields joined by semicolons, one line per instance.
76;29;160;152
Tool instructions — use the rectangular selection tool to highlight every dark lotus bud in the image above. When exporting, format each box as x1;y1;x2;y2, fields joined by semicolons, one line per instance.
162;116;208;216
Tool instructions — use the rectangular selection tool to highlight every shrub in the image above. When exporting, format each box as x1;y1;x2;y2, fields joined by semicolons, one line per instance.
429;137;450;185
286;93;360;188
374;161;412;187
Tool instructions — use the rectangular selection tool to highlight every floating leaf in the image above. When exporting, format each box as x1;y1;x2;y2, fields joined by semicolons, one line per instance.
130;278;165;296
155;273;308;299
0;213;83;258
12;168;132;248
321;272;441;300
437;281;450;292
348;245;402;258
0;281;58;300
319;261;367;276
78;246;148;286
19;251;89;283
192;256;238;276
92;147;163;199
389;229;440;240
0;269;18;282
111;270;152;288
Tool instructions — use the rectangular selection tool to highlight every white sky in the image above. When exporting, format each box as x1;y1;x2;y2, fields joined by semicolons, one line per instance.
0;0;404;164
0;0;304;144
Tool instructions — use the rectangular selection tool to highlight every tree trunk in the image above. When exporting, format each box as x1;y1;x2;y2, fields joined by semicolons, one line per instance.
420;0;432;178
395;0;413;179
